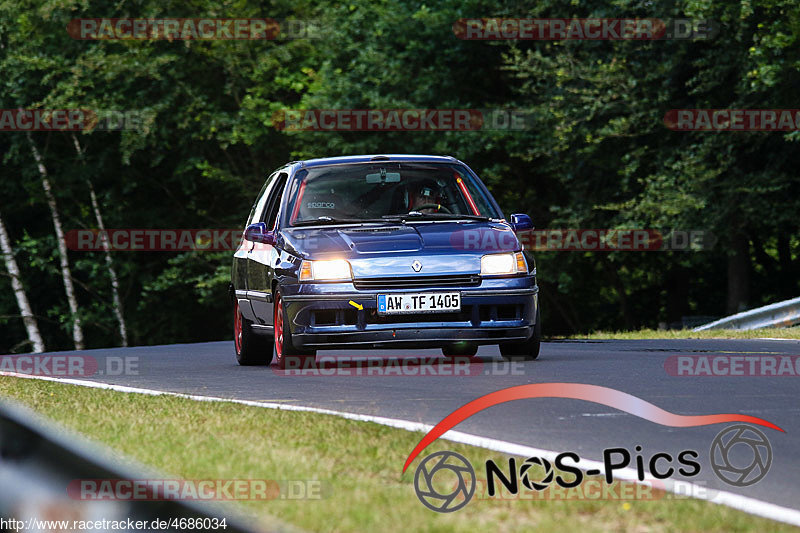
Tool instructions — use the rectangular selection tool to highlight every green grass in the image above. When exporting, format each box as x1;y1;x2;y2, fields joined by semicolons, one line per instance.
0;377;795;532
563;327;800;340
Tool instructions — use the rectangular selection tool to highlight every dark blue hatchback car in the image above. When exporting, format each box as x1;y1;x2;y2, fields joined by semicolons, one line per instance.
231;155;540;368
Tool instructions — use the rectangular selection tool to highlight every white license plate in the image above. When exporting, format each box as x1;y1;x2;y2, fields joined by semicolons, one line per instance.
377;292;461;315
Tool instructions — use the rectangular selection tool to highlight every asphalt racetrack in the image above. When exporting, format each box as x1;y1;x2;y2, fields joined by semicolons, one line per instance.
8;338;800;513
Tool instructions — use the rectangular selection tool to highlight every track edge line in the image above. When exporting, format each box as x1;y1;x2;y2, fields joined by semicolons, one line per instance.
2;371;798;527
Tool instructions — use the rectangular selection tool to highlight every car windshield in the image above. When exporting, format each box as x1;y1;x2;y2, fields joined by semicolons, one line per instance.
286;162;500;226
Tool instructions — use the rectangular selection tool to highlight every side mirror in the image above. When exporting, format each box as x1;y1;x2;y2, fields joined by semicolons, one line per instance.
509;213;534;231
244;222;275;245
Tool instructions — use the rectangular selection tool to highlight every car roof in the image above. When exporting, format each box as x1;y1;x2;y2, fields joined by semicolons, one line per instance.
288;154;462;169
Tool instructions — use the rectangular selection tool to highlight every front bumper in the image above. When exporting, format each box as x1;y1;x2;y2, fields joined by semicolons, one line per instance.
282;277;538;349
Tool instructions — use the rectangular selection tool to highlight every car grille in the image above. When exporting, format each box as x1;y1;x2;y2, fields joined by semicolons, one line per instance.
371;307;474;324
353;274;481;290
310;303;523;327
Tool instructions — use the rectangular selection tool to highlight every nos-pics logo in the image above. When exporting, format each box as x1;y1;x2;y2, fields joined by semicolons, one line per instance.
413;424;773;513
403;384;783;512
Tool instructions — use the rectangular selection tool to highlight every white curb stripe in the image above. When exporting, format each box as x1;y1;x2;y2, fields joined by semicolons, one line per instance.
2;371;799;527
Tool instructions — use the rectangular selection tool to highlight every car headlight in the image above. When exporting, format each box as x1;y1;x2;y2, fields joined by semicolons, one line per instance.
480;252;527;276
299;259;353;281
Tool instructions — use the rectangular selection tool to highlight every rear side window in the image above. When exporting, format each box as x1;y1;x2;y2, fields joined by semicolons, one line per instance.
261;173;288;229
246;172;278;226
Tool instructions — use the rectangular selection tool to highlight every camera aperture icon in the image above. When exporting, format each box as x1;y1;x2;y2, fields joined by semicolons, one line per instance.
710;424;772;487
413;451;476;512
519;456;555;491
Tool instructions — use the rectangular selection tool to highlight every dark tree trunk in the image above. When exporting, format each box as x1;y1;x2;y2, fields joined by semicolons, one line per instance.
726;233;751;314
777;231;793;275
666;265;688;325
604;263;634;329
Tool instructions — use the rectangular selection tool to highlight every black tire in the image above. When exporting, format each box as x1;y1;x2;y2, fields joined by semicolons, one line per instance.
234;300;273;366
499;307;541;361
441;343;478;357
273;287;316;369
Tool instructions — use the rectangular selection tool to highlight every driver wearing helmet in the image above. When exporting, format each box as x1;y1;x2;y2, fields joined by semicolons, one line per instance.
408;180;443;213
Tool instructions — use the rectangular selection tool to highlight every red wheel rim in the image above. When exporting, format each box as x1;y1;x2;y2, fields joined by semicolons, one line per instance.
233;301;242;354
274;295;283;362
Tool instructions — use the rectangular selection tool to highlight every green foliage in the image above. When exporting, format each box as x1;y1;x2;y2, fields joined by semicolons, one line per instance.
1;0;798;352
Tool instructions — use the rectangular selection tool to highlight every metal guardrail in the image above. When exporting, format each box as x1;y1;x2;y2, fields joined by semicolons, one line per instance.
693;296;800;331
0;400;266;533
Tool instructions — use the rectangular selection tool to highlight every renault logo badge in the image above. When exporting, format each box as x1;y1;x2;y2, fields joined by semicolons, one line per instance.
411;260;422;272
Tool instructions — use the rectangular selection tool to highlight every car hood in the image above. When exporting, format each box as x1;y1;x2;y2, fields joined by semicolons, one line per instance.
282;221;521;277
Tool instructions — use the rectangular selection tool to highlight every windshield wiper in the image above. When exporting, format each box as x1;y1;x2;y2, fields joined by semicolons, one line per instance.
294;213;493;227
293;216;399;227
384;212;492;222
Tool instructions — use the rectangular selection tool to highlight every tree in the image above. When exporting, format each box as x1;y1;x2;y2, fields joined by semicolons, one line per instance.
26;132;85;349
72;134;128;346
0;208;45;352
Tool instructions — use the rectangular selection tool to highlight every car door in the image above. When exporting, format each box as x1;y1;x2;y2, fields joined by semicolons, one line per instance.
246;172;288;325
232;175;274;295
